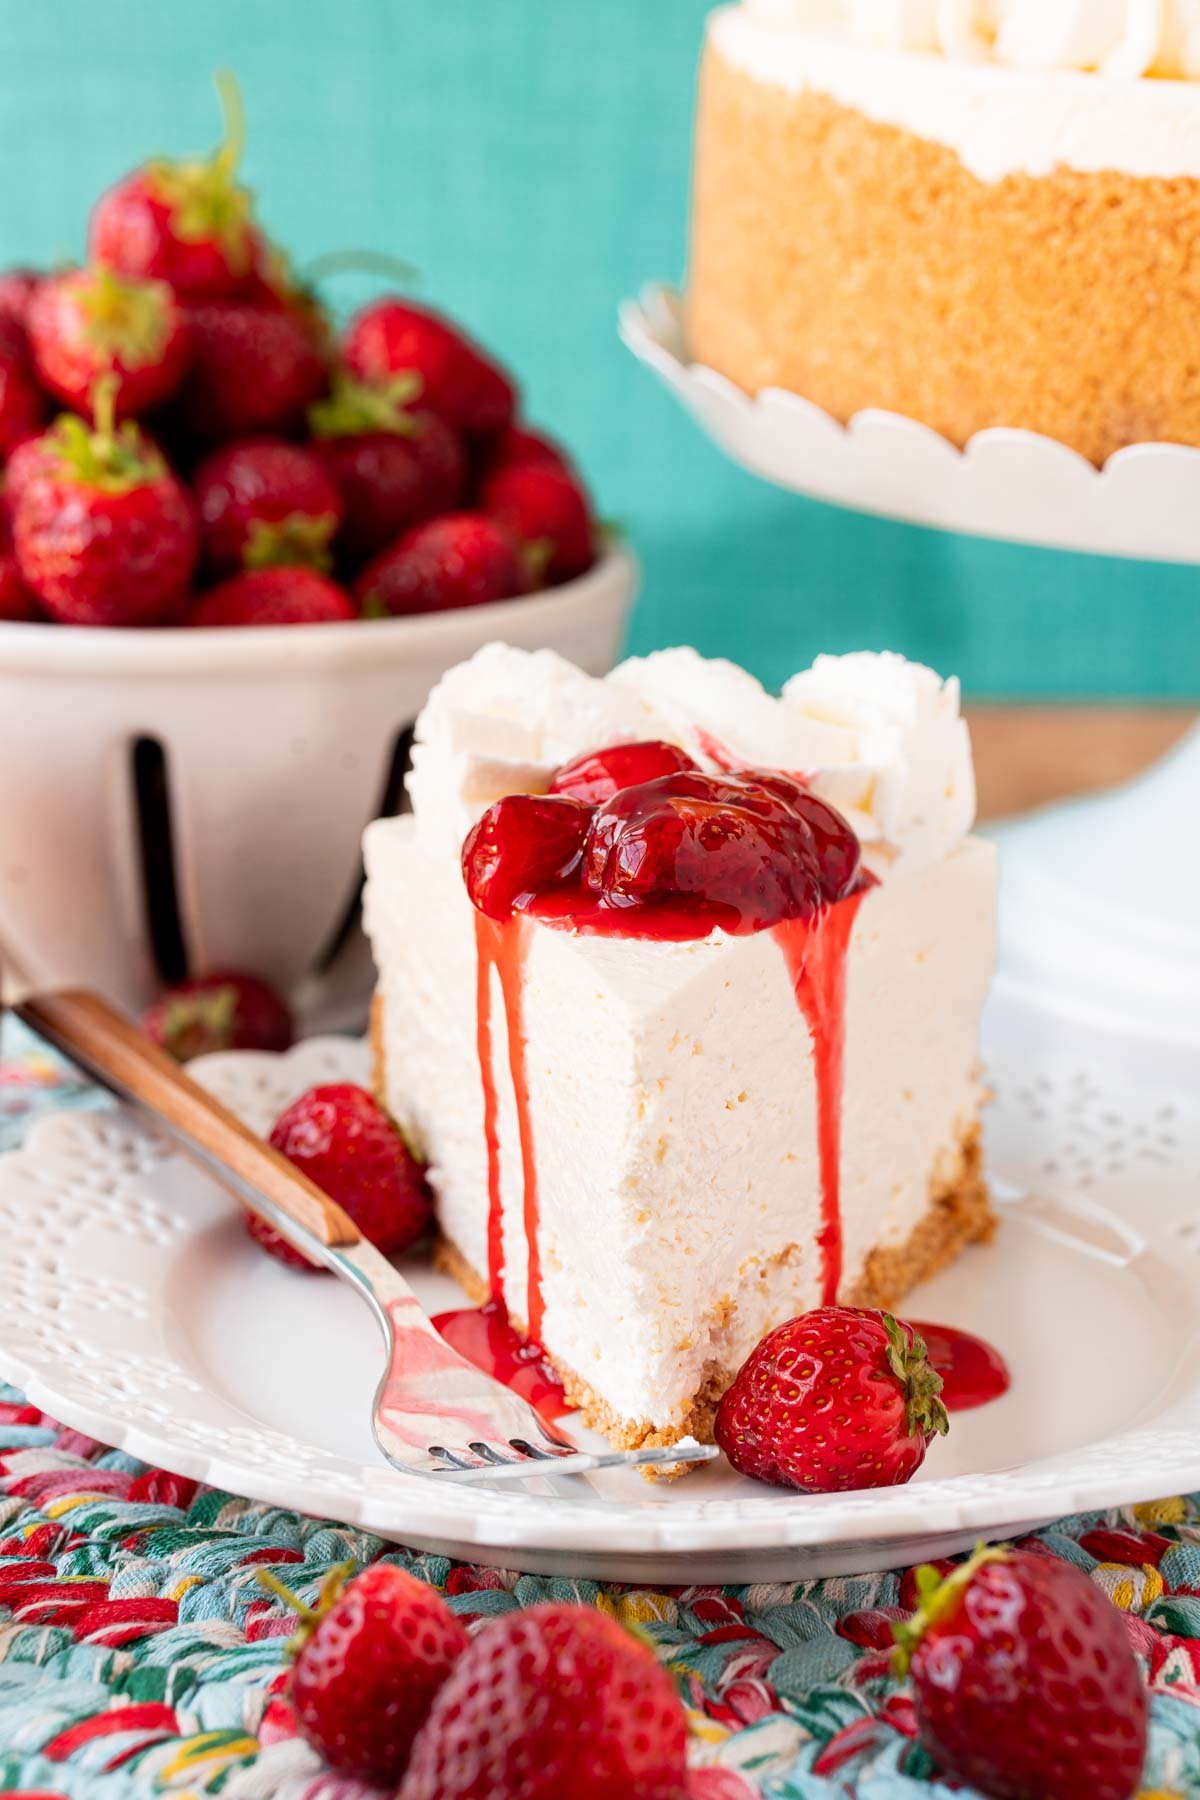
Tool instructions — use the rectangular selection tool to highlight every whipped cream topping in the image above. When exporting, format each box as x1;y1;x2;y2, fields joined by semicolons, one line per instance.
744;0;1200;75
406;642;975;874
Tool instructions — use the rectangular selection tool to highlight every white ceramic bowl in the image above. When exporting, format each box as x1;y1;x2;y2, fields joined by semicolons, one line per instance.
0;545;638;1022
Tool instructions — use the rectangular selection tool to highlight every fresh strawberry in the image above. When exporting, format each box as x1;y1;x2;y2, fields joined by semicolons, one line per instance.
252;1082;432;1267
193;438;344;575
242;240;333;352
343;298;516;436
0;269;41;330
400;1603;689;1800
715;1309;948;1492
355;513;526;618
894;1545;1148;1800
28;267;189;420
261;1561;467;1783
174;301;327;445
3;431;57;505
189;566;356;628
142;969;294;1063
89;72;260;302
481;463;596;585
310;372;466;562
0;316;48;457
0;502;41;622
12;384;197;627
483;422;575;478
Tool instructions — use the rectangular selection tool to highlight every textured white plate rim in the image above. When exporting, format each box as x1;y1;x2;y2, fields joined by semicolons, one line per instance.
2;1030;1199;1571
0;543;637;678
619;283;1200;562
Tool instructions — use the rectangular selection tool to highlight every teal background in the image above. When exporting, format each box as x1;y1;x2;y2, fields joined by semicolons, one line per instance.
1;0;1196;698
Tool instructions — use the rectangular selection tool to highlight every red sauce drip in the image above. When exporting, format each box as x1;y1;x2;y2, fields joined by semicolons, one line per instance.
432;1300;571;1422
774;887;871;1306
911;1321;1011;1412
474;911;544;1340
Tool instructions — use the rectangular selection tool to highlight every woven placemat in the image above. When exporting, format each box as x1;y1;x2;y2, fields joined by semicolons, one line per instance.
0;1026;1197;1797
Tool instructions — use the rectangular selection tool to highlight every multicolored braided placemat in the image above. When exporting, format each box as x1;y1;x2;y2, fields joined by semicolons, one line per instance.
1;1025;1199;1799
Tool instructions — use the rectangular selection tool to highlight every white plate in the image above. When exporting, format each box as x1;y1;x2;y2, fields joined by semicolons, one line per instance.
620;284;1200;563
0;1013;1197;1583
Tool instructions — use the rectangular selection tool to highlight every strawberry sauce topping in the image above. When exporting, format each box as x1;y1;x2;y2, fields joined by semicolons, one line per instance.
461;743;875;1340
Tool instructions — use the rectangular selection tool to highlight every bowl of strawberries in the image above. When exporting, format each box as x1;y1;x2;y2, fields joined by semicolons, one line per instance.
0;81;635;1021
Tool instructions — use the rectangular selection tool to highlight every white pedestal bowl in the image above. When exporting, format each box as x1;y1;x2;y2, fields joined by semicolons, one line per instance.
0;546;637;1023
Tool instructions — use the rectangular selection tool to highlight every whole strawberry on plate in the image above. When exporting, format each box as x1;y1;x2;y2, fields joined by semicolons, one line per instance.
344;297;516;437
893;1544;1148;1800
189;565;356;628
400;1603;688;1800
261;1560;467;1785
90;71;260;303
142;969;294;1063
28;266;189;420
355;512;526;617
309;371;466;562
715;1307;949;1492
11;378;197;627
193;438;344;575
254;1082;432;1267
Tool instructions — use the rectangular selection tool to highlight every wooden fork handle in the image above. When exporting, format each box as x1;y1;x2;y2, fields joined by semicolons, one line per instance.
15;988;361;1250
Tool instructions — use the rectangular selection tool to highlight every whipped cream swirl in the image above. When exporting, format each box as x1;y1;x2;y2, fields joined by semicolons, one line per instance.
746;0;1200;76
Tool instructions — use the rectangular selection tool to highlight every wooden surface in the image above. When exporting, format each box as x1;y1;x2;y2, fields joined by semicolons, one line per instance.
966;705;1194;821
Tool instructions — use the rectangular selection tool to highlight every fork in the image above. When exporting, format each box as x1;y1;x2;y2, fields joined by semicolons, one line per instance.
16;989;717;1484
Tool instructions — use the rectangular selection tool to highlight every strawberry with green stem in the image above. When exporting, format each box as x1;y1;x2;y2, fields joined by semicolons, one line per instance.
142;969;293;1062
12;376;197;627
894;1543;1147;1800
90;70;261;302
28;265;189;420
193;438;344;575
309;370;466;563
258;1559;467;1783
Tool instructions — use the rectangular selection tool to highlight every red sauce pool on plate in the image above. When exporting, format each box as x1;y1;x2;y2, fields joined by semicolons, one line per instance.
432;1300;571;1423
912;1321;1010;1412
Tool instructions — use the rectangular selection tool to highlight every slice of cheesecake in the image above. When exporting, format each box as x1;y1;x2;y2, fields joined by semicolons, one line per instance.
364;643;996;1451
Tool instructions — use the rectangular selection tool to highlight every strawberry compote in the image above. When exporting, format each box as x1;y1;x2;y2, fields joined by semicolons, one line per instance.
461;741;874;1340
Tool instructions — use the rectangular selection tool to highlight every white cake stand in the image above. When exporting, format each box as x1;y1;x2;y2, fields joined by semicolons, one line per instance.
621;284;1200;1078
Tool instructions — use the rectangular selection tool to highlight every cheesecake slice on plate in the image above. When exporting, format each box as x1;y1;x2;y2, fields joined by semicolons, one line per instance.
364;644;996;1452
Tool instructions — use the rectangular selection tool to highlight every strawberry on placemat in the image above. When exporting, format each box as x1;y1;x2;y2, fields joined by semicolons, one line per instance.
894;1544;1148;1800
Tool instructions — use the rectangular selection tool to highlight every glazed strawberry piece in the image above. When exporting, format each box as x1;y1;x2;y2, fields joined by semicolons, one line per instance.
894;1545;1148;1800
253;1082;433;1267
0;315;48;456
12;386;197;627
28;267;189;420
174;302;327;445
400;1603;688;1800
263;1561;467;1783
356;513;526;617
193;438;344;575
309;372;466;561
481;462;596;584
583;769;825;931
89;73;260;302
550;739;698;805
462;793;590;921
750;774;863;901
142;969;294;1062
715;1308;948;1492
343;297;516;436
189;566;357;628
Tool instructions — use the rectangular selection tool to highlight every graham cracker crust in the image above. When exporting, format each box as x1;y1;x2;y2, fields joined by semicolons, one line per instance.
432;1125;993;1460
688;44;1200;463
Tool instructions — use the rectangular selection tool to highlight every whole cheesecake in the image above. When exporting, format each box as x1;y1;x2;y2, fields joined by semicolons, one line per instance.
364;643;997;1453
687;0;1200;463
